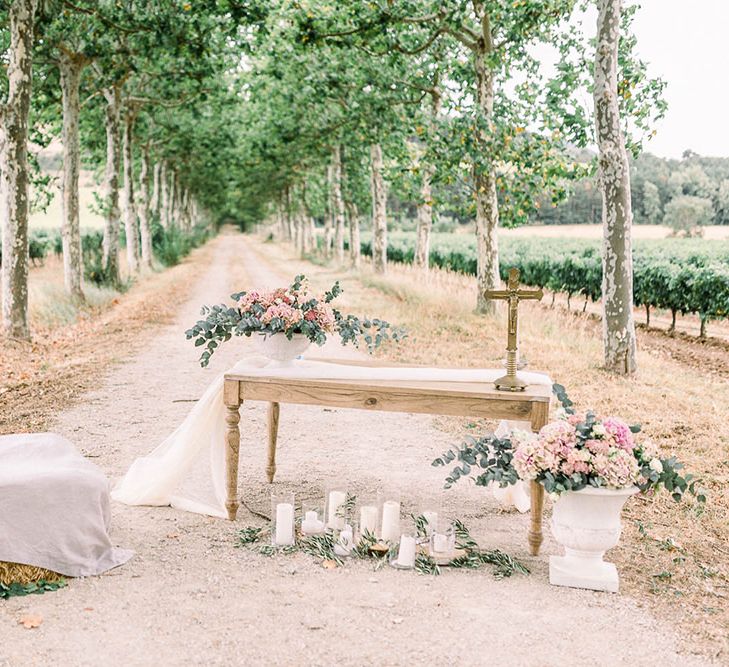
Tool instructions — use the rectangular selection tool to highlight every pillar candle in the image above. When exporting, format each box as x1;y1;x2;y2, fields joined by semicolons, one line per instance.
396;534;416;567
275;503;294;545
422;511;438;536
359;505;378;536
327;490;347;529
380;500;401;543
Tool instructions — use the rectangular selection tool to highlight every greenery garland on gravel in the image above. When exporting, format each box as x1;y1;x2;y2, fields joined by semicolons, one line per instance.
235;514;529;579
0;579;67;600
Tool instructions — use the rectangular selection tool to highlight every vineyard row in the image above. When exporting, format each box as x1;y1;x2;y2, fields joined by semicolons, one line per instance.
356;233;729;338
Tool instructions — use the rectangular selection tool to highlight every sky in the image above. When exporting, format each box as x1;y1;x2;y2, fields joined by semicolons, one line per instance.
616;0;727;159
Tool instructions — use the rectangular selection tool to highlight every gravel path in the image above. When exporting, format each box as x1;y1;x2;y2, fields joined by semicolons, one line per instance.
0;232;711;667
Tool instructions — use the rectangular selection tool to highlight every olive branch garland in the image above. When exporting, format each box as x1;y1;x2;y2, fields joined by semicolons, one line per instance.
234;514;529;579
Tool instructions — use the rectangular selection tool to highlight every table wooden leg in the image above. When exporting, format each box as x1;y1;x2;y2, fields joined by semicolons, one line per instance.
266;402;280;483
528;480;545;556
224;380;241;521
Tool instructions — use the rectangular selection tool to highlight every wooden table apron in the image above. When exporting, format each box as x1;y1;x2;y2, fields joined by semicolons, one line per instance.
222;369;552;556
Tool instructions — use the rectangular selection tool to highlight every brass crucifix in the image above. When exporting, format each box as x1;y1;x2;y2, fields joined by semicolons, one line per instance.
484;267;543;392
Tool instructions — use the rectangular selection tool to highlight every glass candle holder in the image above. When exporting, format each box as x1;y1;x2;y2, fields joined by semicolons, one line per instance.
325;485;349;530
300;501;325;536
429;519;455;560
333;523;355;557
380;491;401;544
271;491;295;546
418;498;442;539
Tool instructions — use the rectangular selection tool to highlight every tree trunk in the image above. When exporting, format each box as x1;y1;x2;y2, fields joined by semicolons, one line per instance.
473;40;500;314
160;161;170;228
138;144;153;270
332;145;345;264
595;0;637;374
1;0;38;339
150;160;161;221
370;143;387;274
58;51;86;301
346;200;361;269
169;171;178;227
414;89;441;271
122;107;139;272
101;84;121;284
323;165;334;258
305;217;316;254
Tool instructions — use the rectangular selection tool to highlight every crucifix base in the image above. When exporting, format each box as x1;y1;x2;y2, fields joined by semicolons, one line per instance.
493;372;529;392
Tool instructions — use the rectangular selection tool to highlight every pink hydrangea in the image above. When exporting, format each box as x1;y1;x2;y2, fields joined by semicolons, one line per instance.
593;448;640;488
602;416;635;451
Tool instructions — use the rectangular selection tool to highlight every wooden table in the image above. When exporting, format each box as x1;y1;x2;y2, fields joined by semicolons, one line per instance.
223;360;552;556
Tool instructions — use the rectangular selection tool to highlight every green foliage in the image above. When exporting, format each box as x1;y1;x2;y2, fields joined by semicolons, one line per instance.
0;579;67;600
663;195;714;237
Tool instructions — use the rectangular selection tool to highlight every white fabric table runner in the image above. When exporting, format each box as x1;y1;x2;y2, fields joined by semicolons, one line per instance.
112;357;552;518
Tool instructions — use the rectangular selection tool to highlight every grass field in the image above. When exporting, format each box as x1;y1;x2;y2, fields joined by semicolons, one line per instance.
29;170;104;230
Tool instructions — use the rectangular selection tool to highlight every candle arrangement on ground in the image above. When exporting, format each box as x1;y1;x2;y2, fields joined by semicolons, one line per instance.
235;490;530;579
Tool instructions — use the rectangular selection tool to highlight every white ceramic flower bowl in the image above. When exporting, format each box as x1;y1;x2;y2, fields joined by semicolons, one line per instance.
253;333;311;366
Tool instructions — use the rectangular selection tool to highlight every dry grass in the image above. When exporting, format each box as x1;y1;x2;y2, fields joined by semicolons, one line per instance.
0;238;218;435
250;237;729;663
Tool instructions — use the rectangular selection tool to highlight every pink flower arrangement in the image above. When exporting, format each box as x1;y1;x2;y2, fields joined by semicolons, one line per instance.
513;413;643;491
435;385;705;503
187;274;406;367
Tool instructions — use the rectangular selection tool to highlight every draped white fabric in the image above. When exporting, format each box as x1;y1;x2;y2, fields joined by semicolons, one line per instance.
111;357;551;517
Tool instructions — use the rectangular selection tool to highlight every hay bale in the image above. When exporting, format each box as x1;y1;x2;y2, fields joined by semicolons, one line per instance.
0;561;64;585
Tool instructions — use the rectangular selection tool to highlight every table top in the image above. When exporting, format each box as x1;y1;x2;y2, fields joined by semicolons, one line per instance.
224;357;552;403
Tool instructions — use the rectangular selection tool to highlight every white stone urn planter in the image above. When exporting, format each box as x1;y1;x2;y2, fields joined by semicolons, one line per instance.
253;333;311;366
549;486;638;593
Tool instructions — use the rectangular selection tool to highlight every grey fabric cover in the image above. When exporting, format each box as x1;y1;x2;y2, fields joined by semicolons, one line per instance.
0;432;133;577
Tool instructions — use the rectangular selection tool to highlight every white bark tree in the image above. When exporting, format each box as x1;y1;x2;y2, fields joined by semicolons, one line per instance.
150;160;161;220
159;161;170;228
138;143;153;270
122;105;139;272
58;50;88;301
414;87;441;272
595;0;637;374
1;0;38;339
323;164;334;258
472;15;500;315
370;143;388;274
331;145;345;264
346;200;361;269
100;82;122;284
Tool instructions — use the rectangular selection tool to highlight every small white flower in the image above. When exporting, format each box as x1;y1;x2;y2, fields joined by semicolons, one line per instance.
650;458;663;474
592;423;606;437
554;407;567;420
